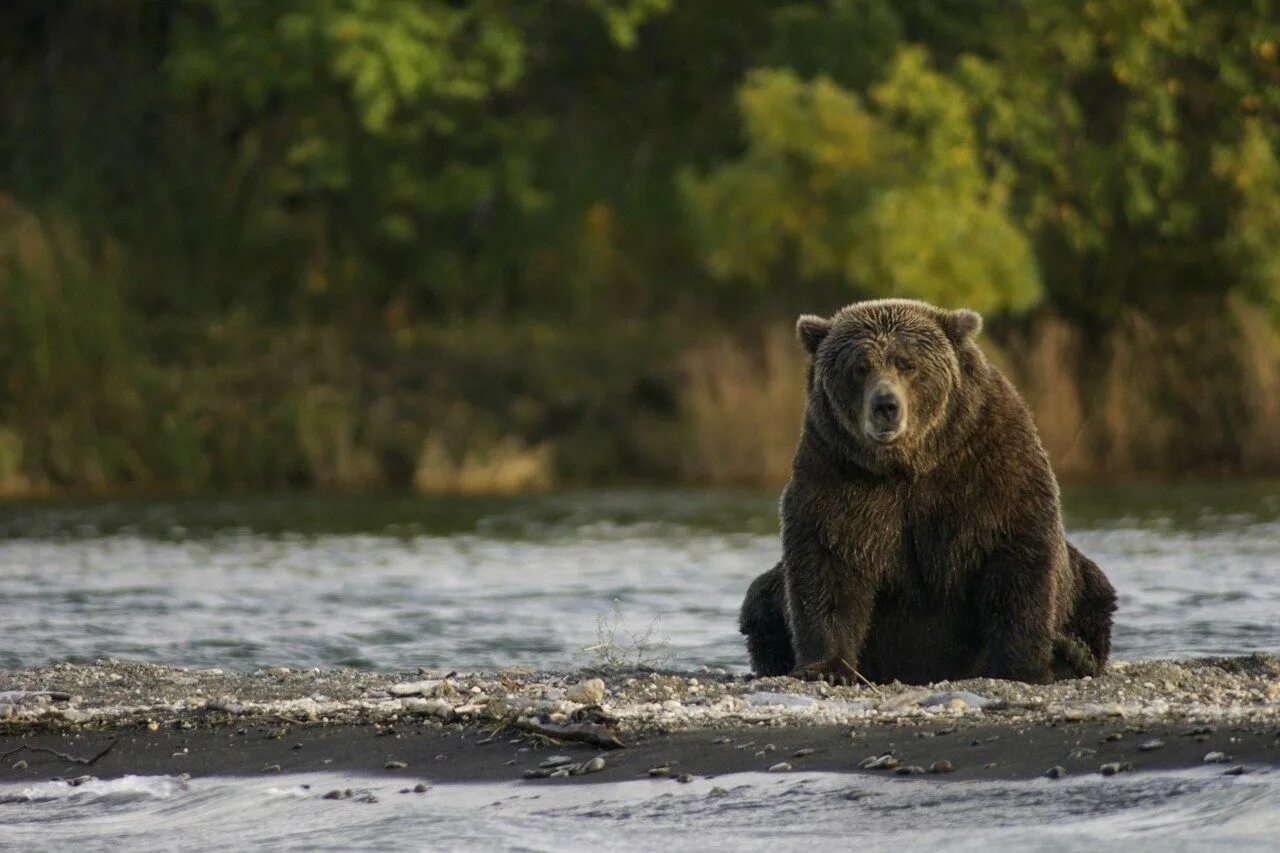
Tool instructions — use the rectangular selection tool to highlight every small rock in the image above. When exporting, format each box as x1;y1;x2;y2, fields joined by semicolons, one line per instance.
895;765;926;775
413;782;429;793
768;762;792;773
743;692;815;707
1203;751;1230;763
68;775;93;787
539;754;575;769
580;756;606;774
1138;739;1165;751
549;768;571;778
384;760;408;769
291;743;303;751
322;789;350;800
858;754;899;770
12;760;28;770
675;773;694;783
565;679;606;705
1045;766;1067;779
793;748;815;758
263;764;282;773
648;766;671;777
709;786;729;797
711;736;732;744
921;691;993;709
928;760;954;774
1100;762;1131;776
1223;765;1249;776
1068;748;1097;760
1104;732;1123;742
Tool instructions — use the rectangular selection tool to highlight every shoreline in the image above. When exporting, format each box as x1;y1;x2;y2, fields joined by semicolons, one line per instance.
3;656;1278;784
2;720;1277;785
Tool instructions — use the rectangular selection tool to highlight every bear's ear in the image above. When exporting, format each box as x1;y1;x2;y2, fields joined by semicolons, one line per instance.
796;314;831;355
940;309;982;344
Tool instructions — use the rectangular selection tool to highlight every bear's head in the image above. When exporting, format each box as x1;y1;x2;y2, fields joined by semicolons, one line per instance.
796;299;986;472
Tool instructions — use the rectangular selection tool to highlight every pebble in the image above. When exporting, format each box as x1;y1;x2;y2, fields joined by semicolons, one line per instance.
1100;762;1131;776
1104;732;1123;742
263;764;282;773
675;773;694;783
1223;765;1249;776
565;679;605;705
793;748;815;758
11;760;27;770
1203;751;1230;763
928;760;954;774
384;760;408;769
539;754;575;768
1068;748;1097;760
581;756;606;774
743;692;815;707
709;786;729;797
1045;766;1067;779
768;762;792;772
1138;739;1165;751
648;766;671;777
920;691;993;709
323;789;351;800
895;765;925;775
413;782;429;792
858;754;899;770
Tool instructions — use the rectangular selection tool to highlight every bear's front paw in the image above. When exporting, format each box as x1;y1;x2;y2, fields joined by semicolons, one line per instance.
792;656;860;687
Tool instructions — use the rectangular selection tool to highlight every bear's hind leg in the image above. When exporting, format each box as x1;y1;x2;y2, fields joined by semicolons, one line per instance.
1058;543;1117;677
739;562;795;677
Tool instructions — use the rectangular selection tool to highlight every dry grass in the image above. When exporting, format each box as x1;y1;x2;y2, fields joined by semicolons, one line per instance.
681;328;806;486
1231;298;1280;470
995;317;1090;478
679;308;1280;485
413;434;554;495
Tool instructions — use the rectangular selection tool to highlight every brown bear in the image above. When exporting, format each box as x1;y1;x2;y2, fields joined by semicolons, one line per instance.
739;299;1116;685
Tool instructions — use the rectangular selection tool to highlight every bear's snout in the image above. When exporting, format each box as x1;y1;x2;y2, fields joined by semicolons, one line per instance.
865;380;906;442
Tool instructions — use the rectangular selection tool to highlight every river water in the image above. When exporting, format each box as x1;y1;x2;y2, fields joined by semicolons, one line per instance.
1;483;1278;850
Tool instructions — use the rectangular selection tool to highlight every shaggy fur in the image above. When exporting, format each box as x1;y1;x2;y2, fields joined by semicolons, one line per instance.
739;299;1117;685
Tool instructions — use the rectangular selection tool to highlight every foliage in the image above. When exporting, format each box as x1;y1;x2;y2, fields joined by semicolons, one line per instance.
5;1;1280;490
684;51;1040;313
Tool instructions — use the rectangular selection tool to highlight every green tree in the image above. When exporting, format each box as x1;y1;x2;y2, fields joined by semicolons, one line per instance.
683;50;1039;314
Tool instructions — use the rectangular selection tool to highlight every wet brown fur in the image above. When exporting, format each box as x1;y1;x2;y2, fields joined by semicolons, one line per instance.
739;299;1116;685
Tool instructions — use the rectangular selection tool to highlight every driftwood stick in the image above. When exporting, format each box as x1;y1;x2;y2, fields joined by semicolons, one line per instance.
838;658;884;697
0;738;117;766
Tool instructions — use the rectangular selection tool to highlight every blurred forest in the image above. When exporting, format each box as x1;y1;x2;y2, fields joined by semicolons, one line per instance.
3;0;1280;496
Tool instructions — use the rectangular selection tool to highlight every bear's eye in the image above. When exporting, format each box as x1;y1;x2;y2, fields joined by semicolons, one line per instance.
893;356;916;373
850;352;871;375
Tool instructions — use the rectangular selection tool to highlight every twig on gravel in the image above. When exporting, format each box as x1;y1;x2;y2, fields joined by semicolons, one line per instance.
839;659;884;697
1;738;118;766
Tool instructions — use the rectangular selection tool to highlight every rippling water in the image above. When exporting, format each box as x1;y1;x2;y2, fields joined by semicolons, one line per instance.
1;483;1278;671
3;484;1279;850
2;768;1279;852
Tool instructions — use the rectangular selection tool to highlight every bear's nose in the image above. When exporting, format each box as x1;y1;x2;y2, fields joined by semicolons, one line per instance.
871;391;900;423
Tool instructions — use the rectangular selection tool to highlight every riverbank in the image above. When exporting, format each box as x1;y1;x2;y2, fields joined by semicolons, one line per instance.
2;656;1278;784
